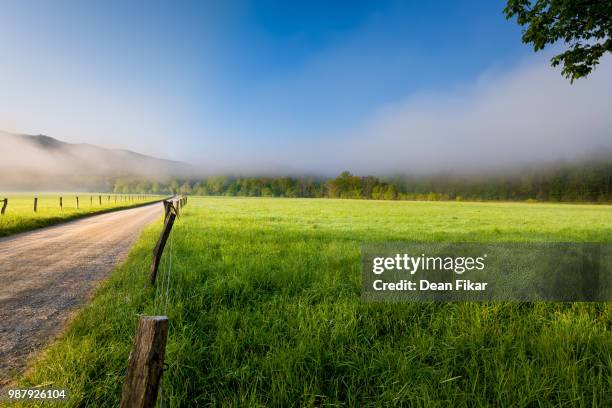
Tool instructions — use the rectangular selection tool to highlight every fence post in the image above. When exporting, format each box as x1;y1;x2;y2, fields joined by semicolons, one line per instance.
99;195;102;205
60;196;63;211
76;196;79;209
1;198;7;215
173;198;180;217
34;197;38;212
163;200;171;221
120;316;169;408
149;210;176;285
91;196;93;206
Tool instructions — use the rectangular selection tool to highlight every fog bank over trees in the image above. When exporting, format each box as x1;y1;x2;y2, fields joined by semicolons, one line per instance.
112;151;612;203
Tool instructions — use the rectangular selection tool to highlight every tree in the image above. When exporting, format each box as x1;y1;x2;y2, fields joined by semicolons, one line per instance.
384;185;397;200
169;180;180;194
504;0;612;82
180;181;192;195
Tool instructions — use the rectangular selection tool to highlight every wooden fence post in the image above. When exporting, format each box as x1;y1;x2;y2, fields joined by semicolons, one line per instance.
149;211;176;285
1;198;7;215
99;195;102;205
76;196;79;209
60;196;63;211
91;196;93;206
120;316;169;408
173;198;180;216
163;200;171;221
34;197;38;212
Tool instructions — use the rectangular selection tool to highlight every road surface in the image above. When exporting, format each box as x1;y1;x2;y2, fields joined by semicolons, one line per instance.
0;202;162;386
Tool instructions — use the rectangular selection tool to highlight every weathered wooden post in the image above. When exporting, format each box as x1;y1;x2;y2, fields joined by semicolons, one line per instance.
120;316;169;408
149;210;176;285
163;200;171;221
76;196;79;209
60;196;63;211
1;198;7;215
34;197;38;212
173;198;180;217
99;195;102;205
91;196;93;206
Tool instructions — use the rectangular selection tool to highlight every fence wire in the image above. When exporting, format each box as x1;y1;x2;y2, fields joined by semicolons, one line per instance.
155;198;178;408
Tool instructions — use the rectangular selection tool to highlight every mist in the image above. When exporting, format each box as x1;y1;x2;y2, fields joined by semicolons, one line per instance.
2;55;611;184
180;56;612;177
264;55;610;176
0;132;192;191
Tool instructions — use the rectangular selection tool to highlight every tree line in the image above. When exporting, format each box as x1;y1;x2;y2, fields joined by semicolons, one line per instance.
112;155;611;203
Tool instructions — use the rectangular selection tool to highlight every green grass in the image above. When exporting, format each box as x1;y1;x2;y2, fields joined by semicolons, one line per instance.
0;193;163;237
17;198;612;407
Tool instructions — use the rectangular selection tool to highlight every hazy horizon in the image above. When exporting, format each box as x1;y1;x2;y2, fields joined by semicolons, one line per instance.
1;1;611;177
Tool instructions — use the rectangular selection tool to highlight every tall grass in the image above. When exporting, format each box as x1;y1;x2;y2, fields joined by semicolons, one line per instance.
17;198;612;406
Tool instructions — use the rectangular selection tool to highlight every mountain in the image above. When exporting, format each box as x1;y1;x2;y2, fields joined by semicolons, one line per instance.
0;131;194;191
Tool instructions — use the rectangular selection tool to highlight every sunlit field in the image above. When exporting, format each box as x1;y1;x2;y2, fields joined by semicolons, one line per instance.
0;193;163;237
18;197;612;406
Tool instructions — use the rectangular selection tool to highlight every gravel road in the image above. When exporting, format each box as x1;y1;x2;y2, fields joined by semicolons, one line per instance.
0;202;162;386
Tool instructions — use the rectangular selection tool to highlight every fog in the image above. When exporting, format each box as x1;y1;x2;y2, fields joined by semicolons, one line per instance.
177;55;612;177
284;55;612;176
0;132;192;190
2;55;611;185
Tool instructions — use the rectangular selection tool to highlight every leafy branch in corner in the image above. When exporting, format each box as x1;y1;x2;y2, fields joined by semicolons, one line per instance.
504;0;612;82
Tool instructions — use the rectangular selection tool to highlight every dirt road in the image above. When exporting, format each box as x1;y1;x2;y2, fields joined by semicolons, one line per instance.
0;202;162;385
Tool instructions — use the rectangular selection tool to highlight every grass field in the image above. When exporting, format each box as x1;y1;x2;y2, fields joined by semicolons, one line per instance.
0;193;163;237
17;197;612;406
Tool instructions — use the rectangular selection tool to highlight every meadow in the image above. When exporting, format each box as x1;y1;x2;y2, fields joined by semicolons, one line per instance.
17;197;612;406
0;193;162;237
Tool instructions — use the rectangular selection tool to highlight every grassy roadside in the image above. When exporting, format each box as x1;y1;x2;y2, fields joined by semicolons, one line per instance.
0;194;165;237
15;197;612;406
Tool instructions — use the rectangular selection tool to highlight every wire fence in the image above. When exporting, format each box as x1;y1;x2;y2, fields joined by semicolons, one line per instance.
0;194;157;215
120;195;187;408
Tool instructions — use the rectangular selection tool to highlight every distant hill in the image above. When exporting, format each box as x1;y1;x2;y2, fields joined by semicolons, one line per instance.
0;131;194;191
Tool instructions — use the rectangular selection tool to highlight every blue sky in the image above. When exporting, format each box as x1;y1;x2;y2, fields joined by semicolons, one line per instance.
1;1;610;174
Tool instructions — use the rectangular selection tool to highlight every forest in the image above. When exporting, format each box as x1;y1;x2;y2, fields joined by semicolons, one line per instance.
111;153;611;203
